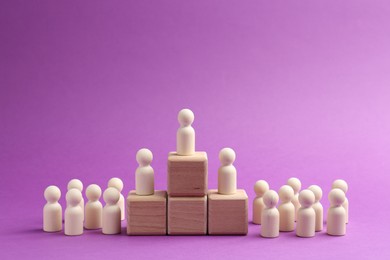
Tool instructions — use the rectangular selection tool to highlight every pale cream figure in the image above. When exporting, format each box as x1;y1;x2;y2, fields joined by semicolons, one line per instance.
65;189;83;236
102;187;121;234
277;185;295;232
135;148;154;196
287;177;301;221
108;177;125;220
218;148;237;195
327;188;346;236
43;185;62;232
252;180;269;224
67;179;84;215
85;184;102;229
332;179;349;223
308;185;323;231
177;108;195;156
296;189;315;238
261;190;279;238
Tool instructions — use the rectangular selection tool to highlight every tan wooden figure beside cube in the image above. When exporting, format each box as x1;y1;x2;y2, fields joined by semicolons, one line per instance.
168;196;207;235
208;189;248;235
127;190;167;235
167;152;208;197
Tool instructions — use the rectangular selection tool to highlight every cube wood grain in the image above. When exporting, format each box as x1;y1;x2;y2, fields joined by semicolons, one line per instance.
126;190;167;235
167;152;208;197
168;196;207;235
208;189;248;235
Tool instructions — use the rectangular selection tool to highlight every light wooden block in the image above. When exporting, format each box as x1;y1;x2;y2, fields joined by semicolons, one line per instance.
126;190;167;235
168;196;207;235
167;152;208;197
208;189;248;235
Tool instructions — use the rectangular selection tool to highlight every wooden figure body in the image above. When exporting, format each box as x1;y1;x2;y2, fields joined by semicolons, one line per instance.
327;188;346;236
43;185;62;232
332;179;349;223
135;148;154;196
261;190;279;238
65;189;83;236
218;148;237;195
252;180;269;224
308;185;323;231
296;189;315;238
277;185;295;232
108;177;125;220
85;184;102;229
102;187;121;235
67;179;84;215
287;177;301;221
176;109;195;156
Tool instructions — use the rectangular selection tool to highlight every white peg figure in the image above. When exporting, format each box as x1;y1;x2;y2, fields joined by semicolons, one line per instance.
218;148;237;195
308;185;323;231
67;179;84;215
287;177;301;221
332;179;349;223
102;187;121;234
327;188;346;236
85;184;102;229
108;178;125;220
277;185;295;232
261;190;280;238
135;148;154;196
65;189;84;236
43;185;62;232
177;108;195;156
296;189;315;238
253;180;269;224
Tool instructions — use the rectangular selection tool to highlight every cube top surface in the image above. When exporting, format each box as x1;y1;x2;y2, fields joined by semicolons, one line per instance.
208;189;248;200
168;151;207;162
127;190;167;201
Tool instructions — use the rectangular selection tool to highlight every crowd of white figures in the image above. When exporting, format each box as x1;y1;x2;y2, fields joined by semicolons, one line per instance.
253;178;348;238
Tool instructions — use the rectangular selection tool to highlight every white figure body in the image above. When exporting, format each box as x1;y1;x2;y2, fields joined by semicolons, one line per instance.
308;185;323;231
327;188;346;236
108;178;125;220
332;179;349;223
176;108;195;156
261;190;279;238
102;187;121;234
135;148;154;196
278;185;295;232
296;189;315;238
43;185;62;232
287;177;301;221
85;184;102;229
218;148;237;195
67;179;84;216
65;189;83;236
252;180;269;224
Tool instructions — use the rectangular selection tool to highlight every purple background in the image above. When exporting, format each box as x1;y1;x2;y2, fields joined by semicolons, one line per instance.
1;0;390;259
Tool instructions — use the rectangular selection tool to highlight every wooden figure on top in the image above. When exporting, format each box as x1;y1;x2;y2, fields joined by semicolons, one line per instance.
177;108;195;156
218;148;237;195
135;148;154;196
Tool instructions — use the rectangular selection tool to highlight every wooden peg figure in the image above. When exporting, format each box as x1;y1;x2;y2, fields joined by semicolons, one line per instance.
177;108;195;156
296;189;315;238
277;185;295;232
135;148;154;196
65;189;84;236
43;185;62;232
218;148;237;195
327;188;346;236
308;185;323;231
67;179;84;215
261;190;279;238
108;177;125;220
252;180;269;224
102;187;121;235
287;177;301;221
332;179;349;223
85;184;102;230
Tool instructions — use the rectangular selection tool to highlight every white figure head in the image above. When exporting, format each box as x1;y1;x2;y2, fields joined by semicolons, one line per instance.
219;148;236;166
263;190;279;208
66;188;82;207
136;148;153;167
44;185;61;203
108;177;124;192
278;185;294;203
86;184;102;202
308;185;323;203
332;179;348;194
67;179;83;191
287;177;301;194
103;187;120;205
328;188;346;207
254;180;269;197
178;108;194;127
298;189;315;208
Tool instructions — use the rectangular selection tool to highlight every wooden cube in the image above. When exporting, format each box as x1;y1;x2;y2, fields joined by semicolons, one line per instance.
168;196;207;235
167;152;208;197
208;189;248;235
126;190;167;235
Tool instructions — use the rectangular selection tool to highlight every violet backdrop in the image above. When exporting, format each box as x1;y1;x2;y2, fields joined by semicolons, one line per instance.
1;0;390;259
